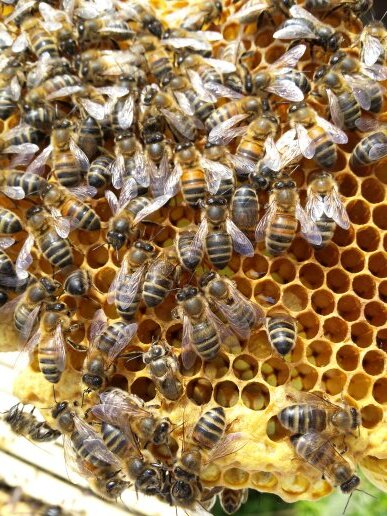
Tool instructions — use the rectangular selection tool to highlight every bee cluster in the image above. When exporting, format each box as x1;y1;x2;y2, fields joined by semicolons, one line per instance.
0;0;386;513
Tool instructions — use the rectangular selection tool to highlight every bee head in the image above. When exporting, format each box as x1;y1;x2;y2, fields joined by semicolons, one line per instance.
82;373;104;390
329;51;346;67
107;231;126;251
273;179;296;190
328;32;343;52
176;286;198;302
313;65;328;82
51;401;69;419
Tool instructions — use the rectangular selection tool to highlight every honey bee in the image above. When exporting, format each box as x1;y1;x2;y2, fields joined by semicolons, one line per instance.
75;3;134;44
199;271;264;340
107;131;146;190
76;115;104;163
305;171;350;247
143;339;183;401
162;26;220;57
165;0;222;31
266;311;297;355
173;285;236;368
77;49;145;84
273;5;342;52
92;386;172;447
116;0;163;38
0;74;21;120
63;269;92;298
23;103;61;133
350;124;387;168
0;237;34;297
288;102;348;169
26;301;79;384
25;70;83;105
313;66;361;130
176;230;205;272
360;21;386;67
127;455;170;498
191;196;255;269
304;0;372;17
82;308;137;391
37;2;78;57
291;431;361;494
0;123;42;156
279;389;361;435
201;142;236;201
205;96;262;134
231;186;259;240
143;253;179;309
40;182;100;233
142;35;174;84
27;120;89;188
230;0;294;24
0;236;15;276
87;155;113;194
220;488;249;515
255;178;322;254
0;207;23;234
107;240;157;321
3;403;61;442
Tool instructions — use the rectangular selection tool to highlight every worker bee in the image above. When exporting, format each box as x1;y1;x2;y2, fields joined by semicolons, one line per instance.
201;142;236;201
142;35;174;84
116;0;163;38
330;49;387;83
63;269;93;298
75;3;134;44
273;5;342;52
107;240;157;321
1;171;47;201
142;339;183;401
77;49;145;84
220;488;249;515
0;207;23;234
75;115;104;163
92;387;172;447
199;271;264;340
127;455;170;498
22;103;62;133
0;237;15;277
288;102;348;169
40;182;100;233
304;0;372;17
278;389;361;435
3;403;61;442
161;26;220;57
27;120;89;188
291;431;360;494
0;74;21;120
87;156;113;195
107;131;146;191
166;0;222;31
231;185;260;240
305;171;350;247
255;178;322;254
36;2;77;57
176;229;205;271
82;308;137;391
172;285;236;368
26;301;79;384
350;124;387;168
360;21;386;67
0;123;42;156
142;252;179;309
192;196;255;269
205;96;262;134
266;311;297;355
230;0;294;24
25;70;83;105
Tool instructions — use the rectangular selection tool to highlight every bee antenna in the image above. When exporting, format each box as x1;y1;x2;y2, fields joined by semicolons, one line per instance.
355;489;376;498
380;9;387;22
53;385;57;403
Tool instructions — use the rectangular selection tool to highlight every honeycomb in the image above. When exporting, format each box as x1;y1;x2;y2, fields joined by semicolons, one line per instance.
0;0;386;511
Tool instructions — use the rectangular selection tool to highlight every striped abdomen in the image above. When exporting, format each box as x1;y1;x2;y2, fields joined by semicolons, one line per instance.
0;208;23;233
350;131;387;168
37;229;73;268
53;151;83;187
309;126;337;169
181;168;206;206
266;212;297;255
24;106;57;132
315;212;335;247
267;314;296;355
278;405;327;434
216;174;235;201
126;196;152;217
184;90;214;122
6;127;42;147
97;322;128;355
206;230;232;269
177;231;203;271
143;260;175;307
115;275;142;321
0;250;14;276
87;156;113;191
62;199;101;231
71;430;111;468
14;303;37;333
231;186;259;235
368;82;383;113
192;319;220;361
280;70;311;95
337;91;361;129
101;421;131;457
38;337;63;384
192;406;226;450
0;90;17;120
77;116;103;161
26;25;59;58
7;172;47;197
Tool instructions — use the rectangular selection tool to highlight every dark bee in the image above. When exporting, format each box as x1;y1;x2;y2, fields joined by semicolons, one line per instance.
4;403;61;442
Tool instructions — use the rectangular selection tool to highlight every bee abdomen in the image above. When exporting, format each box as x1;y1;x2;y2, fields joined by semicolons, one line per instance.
64;201;101;231
38;231;73;268
87;156;113;190
0;208;23;233
98;322;127;355
266;214;297;256
368;83;383;113
38;344;62;384
181;170;206;206
206;231;232;269
14;305;35;332
7;172;47;197
143;273;174;308
267;315;296;355
101;421;130;457
315;213;335;247
71;430;111;467
0;91;17;120
0;250;15;276
337;92;360;129
231;186;259;235
116;285;142;321
278;405;327;433
177;231;203;270
313;133;337;169
350;131;387;168
192;320;220;361
192;406;226;449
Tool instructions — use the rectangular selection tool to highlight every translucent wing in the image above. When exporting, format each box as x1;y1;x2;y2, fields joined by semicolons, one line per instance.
362;33;384;67
324;188;350;230
255;202;276;242
68;185;97;201
361;63;387;81
164;163;183;197
117;177;139;212
69;139;90;171
107;322;137;363
21;305;41;343
109;153;125;189
266;79;304;101
206;432;248;464
305;192;325;222
204;81;244;100
89;308;108;343
261;135;281;170
132;194;172;226
53;323;66;373
12;33;28;53
47;85;83;100
162;37;211;52
205;306;238;344
226;218;254;257
2;143;39;155
1;186;25;200
326;89;344;129
104;190;118;215
295;202;322;246
189;218;208;258
229;2;267;21
203;58;237;74
227;154;256;175
149;152;170;198
26;329;41;362
315;115;348;144
181;314;196;370
80;99;106;121
15;235;34;279
9;76;21;101
174;91;195;116
272;44;306;69
114;265;146;310
208;114;249;145
51;207;71;238
289;5;321;23
0;237;15;249
355;115;379;132
273;21;316;41
26;145;53;175
117;95;134;130
160;108;196;141
186;69;216;102
369;143;387;161
343;75;371;111
296;123;315;159
107;258;128;305
200;157;233;181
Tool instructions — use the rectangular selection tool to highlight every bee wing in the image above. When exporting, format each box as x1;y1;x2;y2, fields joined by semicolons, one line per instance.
285;388;337;409
296;123;315;159
162;37;211;53
160;108;196;141
266;79;304;101
200;157;233;180
50;207;72;238
206;432;248;464
230;285;265;327
211;300;251;341
47;85;83;100
196;30;222;42
181;314;196;370
355;115;379;132
132;151;150;188
115;265;146;310
109;153;125;189
2;185;25;200
39;3;63;30
186;69;217;103
89;308;108;344
362;64;387;82
107;258;128;305
173;90;196;116
104;190;119;215
295;202;322;246
227;153;256;175
9;76;21;101
12;33;28;53
149;153;170;199
0;27;13;47
343;75;372;111
255;202;276;242
326;89;344;129
205;304;238;343
0;237;15;249
189;218;208;257
2;143;40;156
226;218;255;257
21;305;41;343
289;5;320;24
229;2;267;21
132;194;170;226
305;192;325;223
208;114;249;145
273;21;316;41
324;189;350;230
362;34;384;67
67;185;97;201
315;115;348;145
117;95;134;130
368;142;387;161
53;323;66;373
203;58;237;74
25;329;41;362
261;135;281;171
26;145;53;175
107;322;138;364
204;81;244;100
271;44;306;69
15;235;34;280
80;99;106;121
118;175;139;211
69;139;90;172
